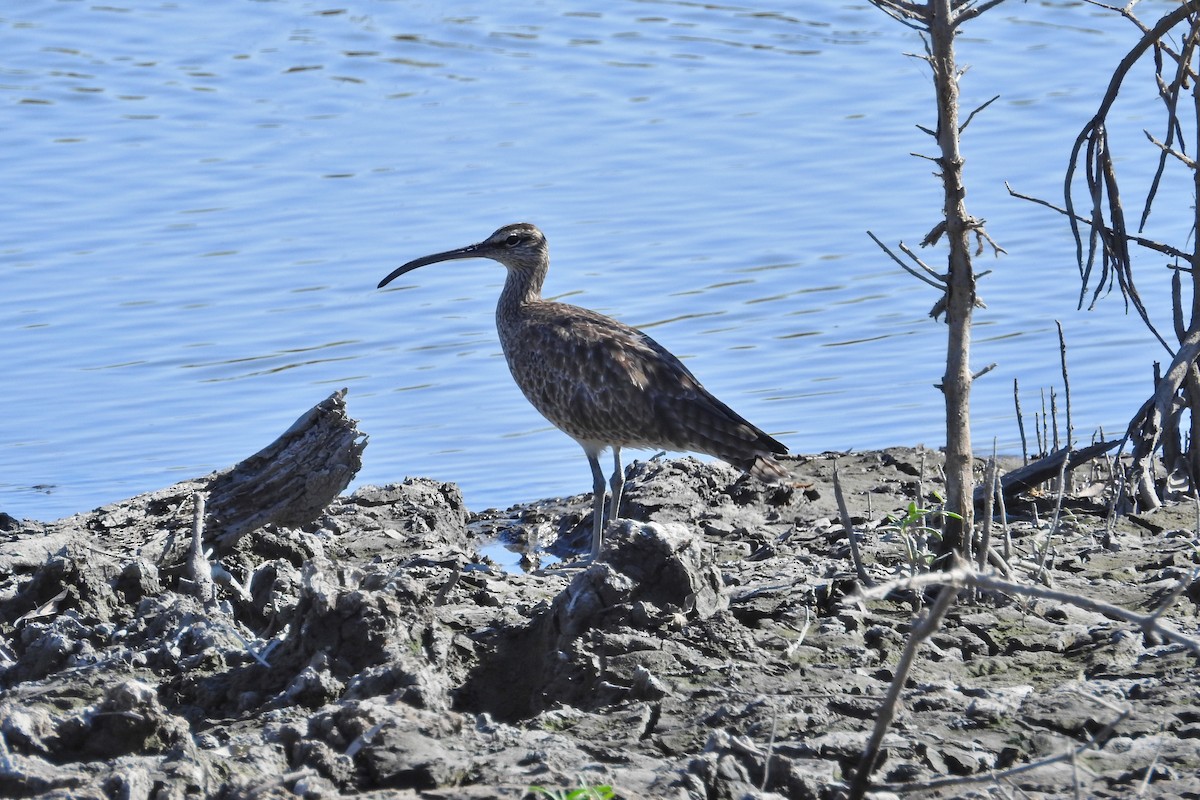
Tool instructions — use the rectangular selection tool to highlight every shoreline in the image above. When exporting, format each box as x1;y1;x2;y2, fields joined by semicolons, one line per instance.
1;448;1197;798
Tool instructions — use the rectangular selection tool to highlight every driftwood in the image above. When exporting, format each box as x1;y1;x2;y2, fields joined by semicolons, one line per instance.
972;439;1120;505
205;388;366;552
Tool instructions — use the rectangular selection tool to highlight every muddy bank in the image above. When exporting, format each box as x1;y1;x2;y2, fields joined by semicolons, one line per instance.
1;448;1198;799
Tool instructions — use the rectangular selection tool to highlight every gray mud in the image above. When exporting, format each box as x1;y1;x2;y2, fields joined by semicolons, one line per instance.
2;448;1199;798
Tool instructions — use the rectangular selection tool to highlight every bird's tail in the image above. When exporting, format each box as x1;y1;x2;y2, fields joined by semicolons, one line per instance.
655;384;789;483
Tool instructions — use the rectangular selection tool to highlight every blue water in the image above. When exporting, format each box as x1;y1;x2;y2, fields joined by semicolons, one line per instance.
1;1;1186;521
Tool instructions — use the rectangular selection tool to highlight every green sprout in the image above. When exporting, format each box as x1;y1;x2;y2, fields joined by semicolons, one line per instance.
883;500;963;574
525;783;616;800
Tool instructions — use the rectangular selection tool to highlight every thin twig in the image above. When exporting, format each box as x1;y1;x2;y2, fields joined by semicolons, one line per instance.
1057;320;1074;450
1144;129;1197;168
833;463;875;587
866;230;946;290
972;362;998;381
1005;182;1191;261
859;567;1200;656
959;93;1000;133
1051;387;1061;453
848;583;959;799
897;241;948;285
760;701;778;793
1015;378;1029;466
979;445;998;572
1032;452;1072;587
995;474;1012;566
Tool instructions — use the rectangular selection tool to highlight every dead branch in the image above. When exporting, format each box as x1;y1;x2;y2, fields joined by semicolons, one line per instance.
206;388;366;552
970;362;997;381
859;567;1200;656
959;93;999;133
833;464;875;588
950;0;1009;28
972;224;1007;257
1057;321;1074;448
1127;326;1200;509
1138;15;1200;232
897;241;946;284
1145;129;1197;168
972;439;1121;503
1065;2;1200;320
847;583;958;800
865;0;1008;569
872;0;929;29
866;230;945;290
1006;182;1192;261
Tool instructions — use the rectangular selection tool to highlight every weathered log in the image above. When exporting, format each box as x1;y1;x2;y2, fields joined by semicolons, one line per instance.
206;388;366;551
973;439;1120;504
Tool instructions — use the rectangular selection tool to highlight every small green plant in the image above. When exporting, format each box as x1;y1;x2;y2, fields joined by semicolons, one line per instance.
525;783;616;800
883;501;963;574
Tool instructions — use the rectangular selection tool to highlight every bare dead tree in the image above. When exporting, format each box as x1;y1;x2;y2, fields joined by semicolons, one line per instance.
867;0;1007;564
1041;1;1200;510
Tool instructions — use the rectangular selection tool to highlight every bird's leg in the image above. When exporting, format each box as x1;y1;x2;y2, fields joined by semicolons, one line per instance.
587;451;607;560
609;446;624;525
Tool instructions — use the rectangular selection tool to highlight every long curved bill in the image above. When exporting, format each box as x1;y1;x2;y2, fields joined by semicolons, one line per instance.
377;242;483;289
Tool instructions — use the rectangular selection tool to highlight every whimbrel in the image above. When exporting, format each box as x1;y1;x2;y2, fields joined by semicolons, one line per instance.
378;223;788;560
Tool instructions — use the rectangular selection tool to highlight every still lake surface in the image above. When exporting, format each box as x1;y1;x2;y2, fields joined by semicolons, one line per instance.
2;1;1189;521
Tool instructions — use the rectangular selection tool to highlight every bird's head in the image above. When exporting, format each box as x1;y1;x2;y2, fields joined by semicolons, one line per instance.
377;222;548;288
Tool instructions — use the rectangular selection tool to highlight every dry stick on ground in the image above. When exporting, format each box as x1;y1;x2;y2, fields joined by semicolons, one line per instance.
833;463;875;587
860;568;1200;656
995;469;1012;563
846;582;959;800
759;702;779;794
1031;453;1071;587
185;491;216;607
978;446;997;572
981;439;1120;503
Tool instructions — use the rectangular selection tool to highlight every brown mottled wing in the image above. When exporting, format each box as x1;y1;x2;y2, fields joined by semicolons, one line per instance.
502;302;787;478
629;325;789;479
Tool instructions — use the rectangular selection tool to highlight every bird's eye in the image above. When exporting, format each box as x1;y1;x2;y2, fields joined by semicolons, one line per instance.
505;234;521;246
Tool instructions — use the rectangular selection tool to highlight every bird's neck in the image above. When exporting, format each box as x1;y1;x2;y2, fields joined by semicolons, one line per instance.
497;264;546;316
